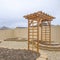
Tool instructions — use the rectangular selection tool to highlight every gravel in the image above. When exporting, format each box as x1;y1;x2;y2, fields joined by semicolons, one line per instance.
0;48;40;60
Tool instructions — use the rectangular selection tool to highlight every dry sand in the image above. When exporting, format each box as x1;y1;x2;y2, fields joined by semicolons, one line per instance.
0;41;47;60
0;41;60;60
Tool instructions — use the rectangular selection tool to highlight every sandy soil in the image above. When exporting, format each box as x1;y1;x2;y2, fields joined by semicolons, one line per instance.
0;41;47;60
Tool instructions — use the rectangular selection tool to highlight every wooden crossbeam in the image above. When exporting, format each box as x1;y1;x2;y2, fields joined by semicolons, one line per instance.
24;11;55;21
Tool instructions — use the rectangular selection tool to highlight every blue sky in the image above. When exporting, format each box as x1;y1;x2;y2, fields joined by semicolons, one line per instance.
0;0;60;28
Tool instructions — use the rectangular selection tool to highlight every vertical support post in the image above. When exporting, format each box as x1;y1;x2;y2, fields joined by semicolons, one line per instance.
37;20;39;53
28;20;29;50
48;21;51;44
41;21;42;41
32;20;34;51
45;25;46;42
49;21;51;44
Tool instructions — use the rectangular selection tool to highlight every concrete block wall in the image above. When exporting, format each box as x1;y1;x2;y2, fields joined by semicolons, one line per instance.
0;29;14;40
51;26;60;43
14;28;28;39
0;26;60;43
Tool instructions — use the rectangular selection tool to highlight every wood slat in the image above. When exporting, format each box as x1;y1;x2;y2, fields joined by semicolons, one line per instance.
24;11;55;21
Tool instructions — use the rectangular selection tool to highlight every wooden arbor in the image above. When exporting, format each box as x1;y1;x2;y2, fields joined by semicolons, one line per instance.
24;11;55;53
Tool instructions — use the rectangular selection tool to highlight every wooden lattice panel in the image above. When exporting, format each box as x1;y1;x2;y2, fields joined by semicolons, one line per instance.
28;20;39;52
41;21;51;44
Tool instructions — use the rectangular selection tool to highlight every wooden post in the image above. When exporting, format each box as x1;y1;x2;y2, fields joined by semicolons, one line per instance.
37;20;39;53
45;24;46;42
32;20;34;51
28;20;29;50
48;21;51;44
40;20;42;42
49;21;51;44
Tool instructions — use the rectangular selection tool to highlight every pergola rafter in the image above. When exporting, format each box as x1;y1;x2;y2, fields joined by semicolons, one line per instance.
24;11;55;21
24;11;55;53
